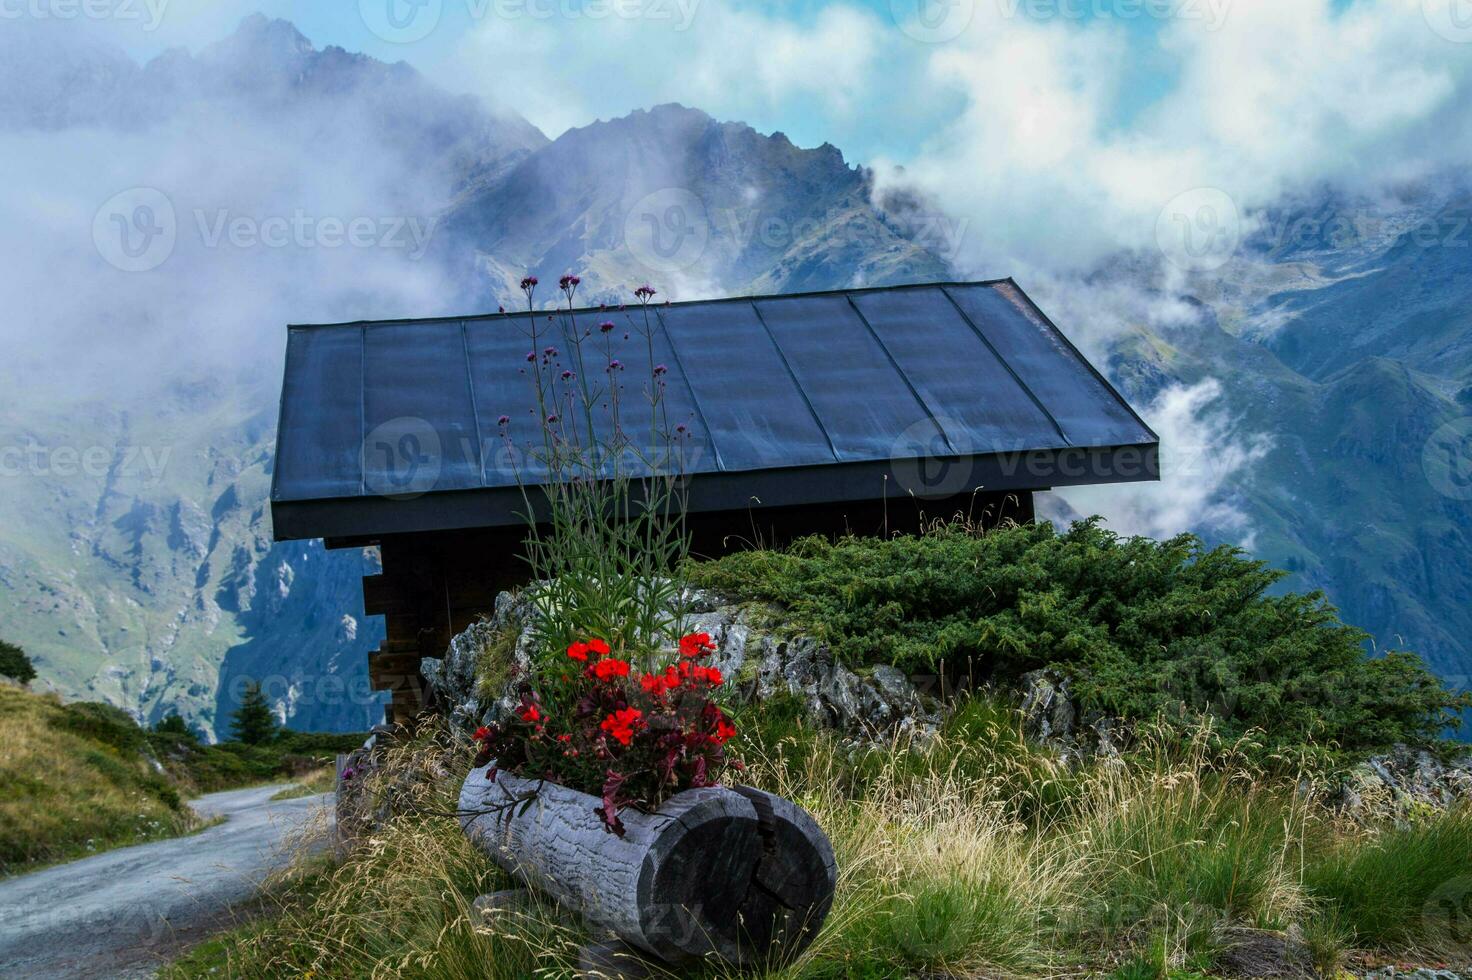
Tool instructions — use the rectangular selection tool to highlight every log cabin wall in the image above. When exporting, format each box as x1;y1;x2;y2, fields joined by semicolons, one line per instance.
350;489;1034;724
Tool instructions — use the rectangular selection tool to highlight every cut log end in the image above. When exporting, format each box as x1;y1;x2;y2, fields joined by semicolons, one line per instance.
460;768;836;967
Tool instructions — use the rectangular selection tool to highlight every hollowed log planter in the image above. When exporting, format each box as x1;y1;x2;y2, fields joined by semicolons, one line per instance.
459;764;837;967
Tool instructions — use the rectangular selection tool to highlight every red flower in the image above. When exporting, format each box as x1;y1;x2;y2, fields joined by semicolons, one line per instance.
600;707;644;746
712;715;737;745
640;672;668;695
592;658;631;682
691;665;723;687
472;726;491;742
679;631;716;659
567;641;590;662
587;638;611;657
557;733;572;743
518;704;543;723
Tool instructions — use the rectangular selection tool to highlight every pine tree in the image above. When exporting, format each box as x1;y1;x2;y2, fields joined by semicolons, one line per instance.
0;640;36;684
229;681;278;744
153;712;196;740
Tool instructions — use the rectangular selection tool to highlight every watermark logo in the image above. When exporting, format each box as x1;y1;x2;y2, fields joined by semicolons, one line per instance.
1422;417;1472;501
363;416;442;499
1156;186;1241;272
359;0;442;43
1424;0;1472;43
623;187;710;275
890;0;974;42
889;417;976;500
93;187;176;272
1422;875;1472;949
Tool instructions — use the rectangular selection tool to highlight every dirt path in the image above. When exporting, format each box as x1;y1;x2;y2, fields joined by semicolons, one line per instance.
0;784;331;979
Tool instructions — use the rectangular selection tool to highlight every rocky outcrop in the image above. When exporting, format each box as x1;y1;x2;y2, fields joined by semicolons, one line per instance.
422;588;943;743
1017;669;1124;764
1333;744;1472;819
1014;670;1472;818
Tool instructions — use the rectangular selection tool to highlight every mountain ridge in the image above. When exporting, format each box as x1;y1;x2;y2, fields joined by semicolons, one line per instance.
4;16;1469;737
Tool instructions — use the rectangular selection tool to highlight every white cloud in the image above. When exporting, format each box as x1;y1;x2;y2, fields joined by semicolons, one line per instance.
1058;378;1271;542
882;0;1472;275
444;2;883;141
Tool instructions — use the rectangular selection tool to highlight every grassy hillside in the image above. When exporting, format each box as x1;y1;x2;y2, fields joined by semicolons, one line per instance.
0;682;366;876
0;684;200;874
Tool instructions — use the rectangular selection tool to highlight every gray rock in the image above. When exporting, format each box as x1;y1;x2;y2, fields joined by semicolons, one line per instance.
1334;745;1472;821
430;586;942;744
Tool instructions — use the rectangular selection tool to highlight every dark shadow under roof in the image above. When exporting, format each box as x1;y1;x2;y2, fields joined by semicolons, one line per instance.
271;280;1159;541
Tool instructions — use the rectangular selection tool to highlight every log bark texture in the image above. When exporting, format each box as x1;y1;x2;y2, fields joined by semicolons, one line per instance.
459;765;835;966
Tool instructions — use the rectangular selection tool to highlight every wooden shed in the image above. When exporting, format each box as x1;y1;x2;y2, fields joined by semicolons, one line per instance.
271;280;1159;723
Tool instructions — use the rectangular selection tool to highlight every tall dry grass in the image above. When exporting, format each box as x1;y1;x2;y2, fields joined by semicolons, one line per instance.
167;707;1472;979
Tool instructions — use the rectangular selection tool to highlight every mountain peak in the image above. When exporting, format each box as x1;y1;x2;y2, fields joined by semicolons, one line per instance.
200;13;313;70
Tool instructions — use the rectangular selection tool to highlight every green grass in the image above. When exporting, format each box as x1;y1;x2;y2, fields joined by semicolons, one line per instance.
268;767;337;801
160;709;1472;979
0;682;362;877
0;684;200;875
1303;806;1472;951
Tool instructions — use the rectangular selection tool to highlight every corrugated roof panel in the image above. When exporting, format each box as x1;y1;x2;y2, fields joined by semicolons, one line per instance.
464;309;721;485
944;283;1152;447
274;325;363;501
271;281;1161;540
849;288;1066;456
656;302;836;473
753;293;944;462
361;321;484;497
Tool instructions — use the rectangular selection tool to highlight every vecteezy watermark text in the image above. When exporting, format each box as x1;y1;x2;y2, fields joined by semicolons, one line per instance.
193;209;434;258
359;0;700;44
0;0;167;30
0;441;172;483
93;187;437;272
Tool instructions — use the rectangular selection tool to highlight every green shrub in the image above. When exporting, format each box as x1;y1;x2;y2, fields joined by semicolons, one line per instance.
0;639;35;684
688;519;1470;759
54;700;146;752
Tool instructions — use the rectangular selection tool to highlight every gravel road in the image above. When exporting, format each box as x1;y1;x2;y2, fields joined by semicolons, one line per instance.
0;784;331;979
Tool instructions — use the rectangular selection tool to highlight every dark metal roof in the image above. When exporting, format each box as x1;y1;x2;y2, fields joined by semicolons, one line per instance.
271;280;1159;541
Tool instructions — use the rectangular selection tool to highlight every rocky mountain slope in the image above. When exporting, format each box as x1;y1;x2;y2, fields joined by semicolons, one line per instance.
1108;186;1472;698
3;17;1467;737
